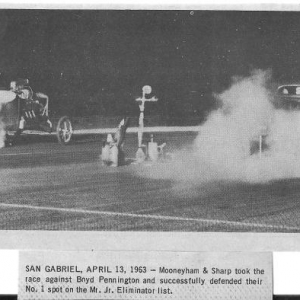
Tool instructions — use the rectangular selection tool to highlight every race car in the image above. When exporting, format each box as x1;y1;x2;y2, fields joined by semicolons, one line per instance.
251;84;300;155
0;78;73;145
275;84;300;109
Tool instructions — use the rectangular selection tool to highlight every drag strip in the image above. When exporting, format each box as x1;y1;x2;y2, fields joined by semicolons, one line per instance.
1;131;300;232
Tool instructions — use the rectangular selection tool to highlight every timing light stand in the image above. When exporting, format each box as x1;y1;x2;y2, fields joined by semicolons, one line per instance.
135;85;158;162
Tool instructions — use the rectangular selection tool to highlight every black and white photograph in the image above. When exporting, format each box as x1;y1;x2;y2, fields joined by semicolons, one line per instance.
1;7;300;232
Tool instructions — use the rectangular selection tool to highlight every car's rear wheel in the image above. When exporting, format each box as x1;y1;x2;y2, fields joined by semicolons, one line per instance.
56;116;73;145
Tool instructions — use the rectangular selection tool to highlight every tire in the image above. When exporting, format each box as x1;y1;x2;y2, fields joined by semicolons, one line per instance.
56;116;73;145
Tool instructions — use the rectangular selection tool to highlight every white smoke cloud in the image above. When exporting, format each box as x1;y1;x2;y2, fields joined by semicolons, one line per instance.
192;69;274;182
136;69;300;184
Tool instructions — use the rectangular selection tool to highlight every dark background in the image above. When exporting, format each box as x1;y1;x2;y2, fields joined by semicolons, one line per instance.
0;10;299;120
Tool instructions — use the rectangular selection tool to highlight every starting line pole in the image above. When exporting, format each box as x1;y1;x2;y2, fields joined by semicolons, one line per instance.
259;135;262;159
135;85;158;162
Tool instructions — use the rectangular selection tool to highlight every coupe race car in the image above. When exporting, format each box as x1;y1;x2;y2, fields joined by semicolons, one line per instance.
275;84;300;109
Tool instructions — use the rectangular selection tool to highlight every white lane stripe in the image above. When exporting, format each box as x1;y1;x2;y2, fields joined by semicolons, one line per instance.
21;126;200;136
0;202;299;231
0;152;40;156
75;127;200;134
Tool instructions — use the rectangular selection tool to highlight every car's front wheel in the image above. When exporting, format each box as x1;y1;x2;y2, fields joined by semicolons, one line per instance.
56;116;73;145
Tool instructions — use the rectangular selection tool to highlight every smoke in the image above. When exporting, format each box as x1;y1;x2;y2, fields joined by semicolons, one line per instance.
192;70;274;182
136;69;300;184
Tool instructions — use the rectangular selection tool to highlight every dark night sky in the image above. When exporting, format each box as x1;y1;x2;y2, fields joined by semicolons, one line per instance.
0;10;299;118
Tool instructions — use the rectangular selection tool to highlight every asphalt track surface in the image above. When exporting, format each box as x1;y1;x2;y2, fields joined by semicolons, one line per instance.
0;131;300;232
